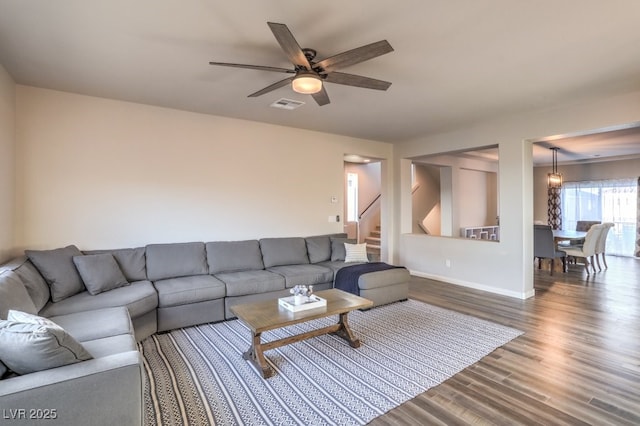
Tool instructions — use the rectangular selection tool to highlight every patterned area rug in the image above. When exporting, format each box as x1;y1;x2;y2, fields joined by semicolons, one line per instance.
140;299;523;425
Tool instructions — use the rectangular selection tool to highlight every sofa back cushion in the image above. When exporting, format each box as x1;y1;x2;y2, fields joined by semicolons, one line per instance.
84;247;147;281
206;240;264;274
305;236;331;263
13;259;51;311
260;238;309;268
25;245;85;303
0;271;38;319
146;242;208;281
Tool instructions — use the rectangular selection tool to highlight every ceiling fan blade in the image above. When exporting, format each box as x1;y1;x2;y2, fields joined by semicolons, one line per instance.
311;86;330;106
324;72;392;90
247;77;294;97
209;61;294;74
267;22;312;69
315;40;393;73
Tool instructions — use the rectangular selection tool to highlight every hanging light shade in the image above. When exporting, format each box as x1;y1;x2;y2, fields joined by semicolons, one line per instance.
291;71;322;94
547;147;563;188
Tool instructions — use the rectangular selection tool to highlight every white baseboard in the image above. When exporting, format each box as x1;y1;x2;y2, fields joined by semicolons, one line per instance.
409;270;535;300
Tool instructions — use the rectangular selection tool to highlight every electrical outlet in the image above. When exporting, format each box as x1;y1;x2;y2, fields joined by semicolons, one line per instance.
445;259;451;268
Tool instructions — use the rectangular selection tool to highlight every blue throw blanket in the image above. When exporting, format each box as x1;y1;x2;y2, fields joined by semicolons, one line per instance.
334;262;405;296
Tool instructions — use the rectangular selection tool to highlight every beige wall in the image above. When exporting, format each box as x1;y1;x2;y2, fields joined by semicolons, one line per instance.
412;164;440;234
0;64;16;262
533;157;640;223
459;169;498;229
15;86;393;251
395;89;640;299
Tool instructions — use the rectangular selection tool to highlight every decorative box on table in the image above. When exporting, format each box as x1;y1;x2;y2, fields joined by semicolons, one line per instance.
278;295;327;312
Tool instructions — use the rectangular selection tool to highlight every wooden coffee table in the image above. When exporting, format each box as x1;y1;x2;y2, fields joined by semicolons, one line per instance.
230;288;373;378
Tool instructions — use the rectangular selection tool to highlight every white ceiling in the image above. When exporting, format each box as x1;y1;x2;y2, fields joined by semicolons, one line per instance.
1;1;640;159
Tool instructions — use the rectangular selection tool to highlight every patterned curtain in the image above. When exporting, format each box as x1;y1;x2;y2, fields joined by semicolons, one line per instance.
547;187;562;230
636;177;640;257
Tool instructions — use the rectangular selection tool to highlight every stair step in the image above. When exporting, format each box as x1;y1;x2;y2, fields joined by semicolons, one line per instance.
370;230;381;238
365;237;380;245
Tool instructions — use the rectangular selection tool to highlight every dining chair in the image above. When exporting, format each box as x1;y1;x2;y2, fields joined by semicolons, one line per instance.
576;220;601;232
533;225;566;275
563;224;603;274
594;222;615;270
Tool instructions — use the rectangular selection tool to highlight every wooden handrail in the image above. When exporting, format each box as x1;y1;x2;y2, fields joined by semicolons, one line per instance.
359;194;381;220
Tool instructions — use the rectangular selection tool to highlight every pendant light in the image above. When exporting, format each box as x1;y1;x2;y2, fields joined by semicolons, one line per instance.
547;147;563;188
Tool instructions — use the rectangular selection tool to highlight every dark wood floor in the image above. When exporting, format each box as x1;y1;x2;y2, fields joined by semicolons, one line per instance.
369;255;640;425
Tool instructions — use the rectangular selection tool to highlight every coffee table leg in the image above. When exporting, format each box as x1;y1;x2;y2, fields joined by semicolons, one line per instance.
243;332;273;378
332;312;361;348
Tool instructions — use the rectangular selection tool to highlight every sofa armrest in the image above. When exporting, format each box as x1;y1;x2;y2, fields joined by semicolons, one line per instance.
0;351;143;426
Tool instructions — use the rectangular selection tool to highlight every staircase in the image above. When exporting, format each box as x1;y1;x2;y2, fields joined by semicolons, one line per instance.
365;225;381;262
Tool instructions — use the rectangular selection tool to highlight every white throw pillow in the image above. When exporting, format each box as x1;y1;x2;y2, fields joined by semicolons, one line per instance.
0;310;92;375
344;243;369;263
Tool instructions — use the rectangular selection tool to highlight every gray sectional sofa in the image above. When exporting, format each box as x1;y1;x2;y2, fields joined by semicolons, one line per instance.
0;234;409;426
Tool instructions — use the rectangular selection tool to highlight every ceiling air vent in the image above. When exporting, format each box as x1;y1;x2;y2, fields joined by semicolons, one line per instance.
270;98;305;110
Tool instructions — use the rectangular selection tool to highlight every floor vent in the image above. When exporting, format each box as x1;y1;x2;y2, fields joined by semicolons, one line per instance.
270;98;305;110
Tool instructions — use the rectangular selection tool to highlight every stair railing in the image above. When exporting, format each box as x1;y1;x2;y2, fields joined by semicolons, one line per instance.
357;193;381;243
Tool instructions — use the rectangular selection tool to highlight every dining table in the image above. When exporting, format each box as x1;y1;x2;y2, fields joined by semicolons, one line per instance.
552;229;587;244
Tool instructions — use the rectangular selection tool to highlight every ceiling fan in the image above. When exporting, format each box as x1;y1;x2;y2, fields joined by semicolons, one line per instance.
209;22;394;106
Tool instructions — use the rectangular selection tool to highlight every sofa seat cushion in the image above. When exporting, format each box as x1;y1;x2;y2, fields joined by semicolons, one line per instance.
49;307;133;343
215;270;285;297
357;268;411;290
39;280;157;319
82;334;137;358
267;264;334;288
317;260;365;273
154;275;225;308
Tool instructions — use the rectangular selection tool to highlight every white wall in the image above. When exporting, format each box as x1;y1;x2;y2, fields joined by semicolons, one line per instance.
15;86;393;251
533;157;640;223
394;89;640;299
0;64;16;262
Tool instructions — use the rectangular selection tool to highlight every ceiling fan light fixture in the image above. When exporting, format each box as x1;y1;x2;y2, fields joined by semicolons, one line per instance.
292;72;322;94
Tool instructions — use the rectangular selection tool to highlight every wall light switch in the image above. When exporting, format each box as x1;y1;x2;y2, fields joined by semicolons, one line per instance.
328;215;336;222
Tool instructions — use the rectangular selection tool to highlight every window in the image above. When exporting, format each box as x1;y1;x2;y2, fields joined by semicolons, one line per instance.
561;178;637;256
346;172;358;222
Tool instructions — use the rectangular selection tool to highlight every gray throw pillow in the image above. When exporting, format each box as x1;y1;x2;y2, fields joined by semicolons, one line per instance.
83;247;147;282
330;237;356;261
26;245;85;302
73;254;130;295
0;310;93;375
0;271;38;319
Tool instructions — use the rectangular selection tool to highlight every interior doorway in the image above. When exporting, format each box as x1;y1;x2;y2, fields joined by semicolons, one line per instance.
344;155;382;260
